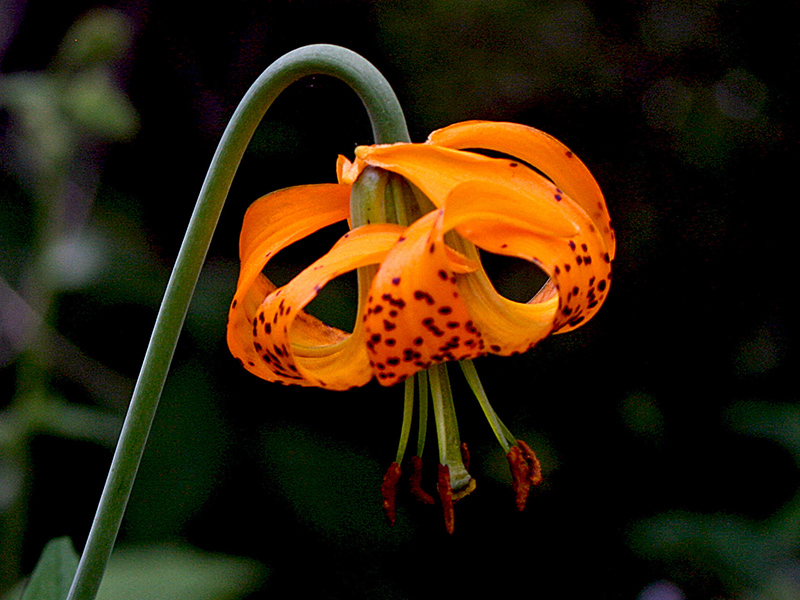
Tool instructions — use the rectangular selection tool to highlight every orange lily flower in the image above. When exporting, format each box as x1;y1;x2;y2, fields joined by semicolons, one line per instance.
227;120;613;387
226;120;614;530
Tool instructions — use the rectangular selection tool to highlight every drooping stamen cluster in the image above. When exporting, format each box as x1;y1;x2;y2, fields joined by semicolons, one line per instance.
380;361;543;534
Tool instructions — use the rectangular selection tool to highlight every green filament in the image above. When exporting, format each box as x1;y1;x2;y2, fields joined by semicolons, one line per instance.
460;359;516;453
395;377;415;464
416;371;429;457
428;363;471;491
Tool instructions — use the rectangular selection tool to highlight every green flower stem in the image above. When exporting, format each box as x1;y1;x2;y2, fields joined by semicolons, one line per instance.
66;44;409;600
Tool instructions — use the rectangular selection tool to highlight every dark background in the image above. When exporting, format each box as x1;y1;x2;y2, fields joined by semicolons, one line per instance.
1;1;797;598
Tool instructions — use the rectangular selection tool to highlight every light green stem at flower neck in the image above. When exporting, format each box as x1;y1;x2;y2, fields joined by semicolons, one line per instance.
66;44;410;600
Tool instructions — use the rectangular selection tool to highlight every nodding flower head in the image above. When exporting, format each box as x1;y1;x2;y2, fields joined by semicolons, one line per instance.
227;120;614;532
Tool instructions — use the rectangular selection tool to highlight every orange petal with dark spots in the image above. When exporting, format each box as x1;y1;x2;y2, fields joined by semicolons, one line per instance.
442;178;612;349
251;224;404;389
364;209;485;385
428;120;615;261
227;184;353;385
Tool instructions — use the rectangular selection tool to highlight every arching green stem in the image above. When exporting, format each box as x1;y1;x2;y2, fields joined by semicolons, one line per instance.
66;44;409;600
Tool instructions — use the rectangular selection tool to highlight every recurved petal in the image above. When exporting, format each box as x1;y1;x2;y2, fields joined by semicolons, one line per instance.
428;120;616;260
364;210;485;385
356;143;580;239
443;180;612;352
237;183;351;280
228;183;353;386
336;154;366;185
244;224;405;389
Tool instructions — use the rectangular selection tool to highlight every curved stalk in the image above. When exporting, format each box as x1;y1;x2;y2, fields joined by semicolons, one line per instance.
67;44;409;600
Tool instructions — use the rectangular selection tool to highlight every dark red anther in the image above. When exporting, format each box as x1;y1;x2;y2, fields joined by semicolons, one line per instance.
507;446;531;511
517;439;543;486
460;442;470;472
409;456;435;504
437;464;455;534
507;439;544;511
381;462;402;526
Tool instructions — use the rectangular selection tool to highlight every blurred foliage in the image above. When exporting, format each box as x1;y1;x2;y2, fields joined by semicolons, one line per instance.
93;545;265;600
4;539;264;600
260;422;414;547
376;0;621;126
0;0;797;599
14;538;77;600
1;7;141;595
631;401;800;599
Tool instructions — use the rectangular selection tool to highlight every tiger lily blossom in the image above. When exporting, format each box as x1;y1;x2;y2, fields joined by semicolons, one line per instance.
227;120;614;532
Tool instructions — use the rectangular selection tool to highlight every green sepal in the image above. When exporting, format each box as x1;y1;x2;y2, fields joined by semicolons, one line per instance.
349;166;390;228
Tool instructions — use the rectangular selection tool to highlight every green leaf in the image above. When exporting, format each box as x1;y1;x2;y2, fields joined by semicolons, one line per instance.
20;537;79;600
629;511;787;592
261;423;413;547
726;401;800;466
62;69;139;141
95;545;265;600
54;9;132;69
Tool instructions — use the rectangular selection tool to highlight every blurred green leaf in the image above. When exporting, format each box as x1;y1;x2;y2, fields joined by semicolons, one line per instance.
19;537;78;600
631;509;800;597
375;0;618;127
727;401;800;467
262;423;413;547
54;9;132;69
95;545;265;600
61;68;138;141
620;391;665;443
27;394;121;447
42;229;107;292
0;73;74;175
122;358;229;540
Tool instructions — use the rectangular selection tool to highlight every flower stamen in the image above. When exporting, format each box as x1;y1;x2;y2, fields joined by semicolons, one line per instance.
461;359;545;510
518;438;543;486
381;462;402;526
507;440;543;511
437;464;455;534
409;455;434;504
383;359;545;531
429;363;473;491
459;441;470;472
